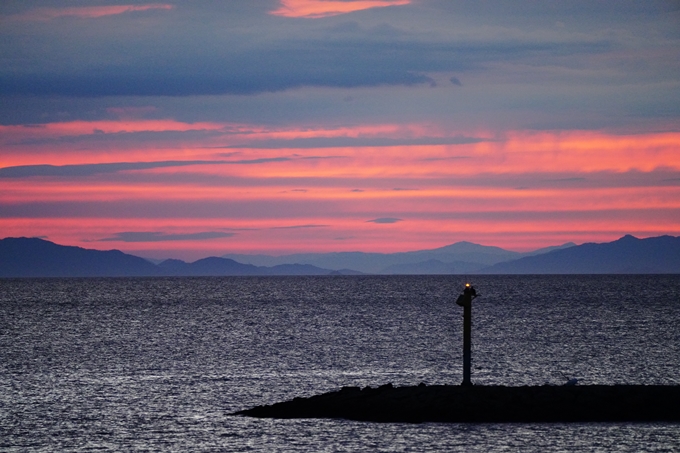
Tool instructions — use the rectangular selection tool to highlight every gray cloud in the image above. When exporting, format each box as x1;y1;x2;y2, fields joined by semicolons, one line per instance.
0;158;292;178
0;197;357;219
0;1;619;98
234;157;291;165
1;38;612;97
0;1;676;135
9;129;224;147
98;231;236;242
420;156;471;162
269;224;329;229
299;155;347;160
0;161;208;178
366;217;402;224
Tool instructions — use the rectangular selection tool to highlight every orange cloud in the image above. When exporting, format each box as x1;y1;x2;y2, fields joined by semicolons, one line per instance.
270;0;411;18
8;4;173;21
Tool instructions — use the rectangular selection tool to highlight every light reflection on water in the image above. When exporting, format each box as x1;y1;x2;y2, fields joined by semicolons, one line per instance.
1;275;679;452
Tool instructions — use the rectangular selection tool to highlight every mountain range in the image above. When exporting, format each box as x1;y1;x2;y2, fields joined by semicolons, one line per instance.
0;237;335;277
0;235;679;278
224;242;576;274
483;235;680;274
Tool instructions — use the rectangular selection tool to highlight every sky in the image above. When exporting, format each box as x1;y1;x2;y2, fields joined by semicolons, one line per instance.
1;0;679;260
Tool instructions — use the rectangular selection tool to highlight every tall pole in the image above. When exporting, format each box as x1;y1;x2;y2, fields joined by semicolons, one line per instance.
457;283;476;386
462;301;472;386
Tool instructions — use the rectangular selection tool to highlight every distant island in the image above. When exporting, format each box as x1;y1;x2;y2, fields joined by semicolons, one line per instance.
1;235;679;277
224;235;680;274
222;241;576;274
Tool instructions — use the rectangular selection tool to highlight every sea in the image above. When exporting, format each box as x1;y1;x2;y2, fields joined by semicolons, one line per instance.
1;275;679;452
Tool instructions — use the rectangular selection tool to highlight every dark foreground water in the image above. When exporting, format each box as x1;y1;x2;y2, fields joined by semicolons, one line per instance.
1;275;679;452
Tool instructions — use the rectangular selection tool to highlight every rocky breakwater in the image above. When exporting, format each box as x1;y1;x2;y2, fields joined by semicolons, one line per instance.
234;384;680;423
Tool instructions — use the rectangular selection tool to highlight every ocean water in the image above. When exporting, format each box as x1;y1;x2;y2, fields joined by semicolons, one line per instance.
1;275;679;452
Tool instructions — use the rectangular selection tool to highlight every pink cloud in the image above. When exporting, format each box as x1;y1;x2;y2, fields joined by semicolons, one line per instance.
2;124;679;257
270;0;411;18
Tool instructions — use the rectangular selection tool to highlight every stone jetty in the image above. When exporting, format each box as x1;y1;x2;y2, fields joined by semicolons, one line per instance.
234;384;680;423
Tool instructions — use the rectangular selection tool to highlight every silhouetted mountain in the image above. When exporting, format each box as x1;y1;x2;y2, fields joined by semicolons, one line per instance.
5;236;674;277
0;237;160;277
264;263;336;276
328;268;364;276
522;242;577;257
224;241;576;274
224;251;427;273
380;259;485;275
481;235;680;274
156;258;333;276
156;258;188;272
0;237;340;277
157;257;262;276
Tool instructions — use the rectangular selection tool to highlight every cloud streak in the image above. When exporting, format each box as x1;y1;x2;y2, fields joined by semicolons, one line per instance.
0;158;295;178
270;0;411;18
367;218;402;224
228;136;488;149
7;4;174;21
270;224;329;229
98;231;235;242
0;29;614;97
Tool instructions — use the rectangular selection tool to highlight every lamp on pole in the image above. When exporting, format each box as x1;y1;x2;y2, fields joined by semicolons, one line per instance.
456;283;478;386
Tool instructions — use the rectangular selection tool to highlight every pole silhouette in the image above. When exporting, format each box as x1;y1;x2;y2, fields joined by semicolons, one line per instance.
456;283;477;386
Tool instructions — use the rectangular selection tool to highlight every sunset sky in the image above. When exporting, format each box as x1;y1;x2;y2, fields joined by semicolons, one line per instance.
1;1;679;260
